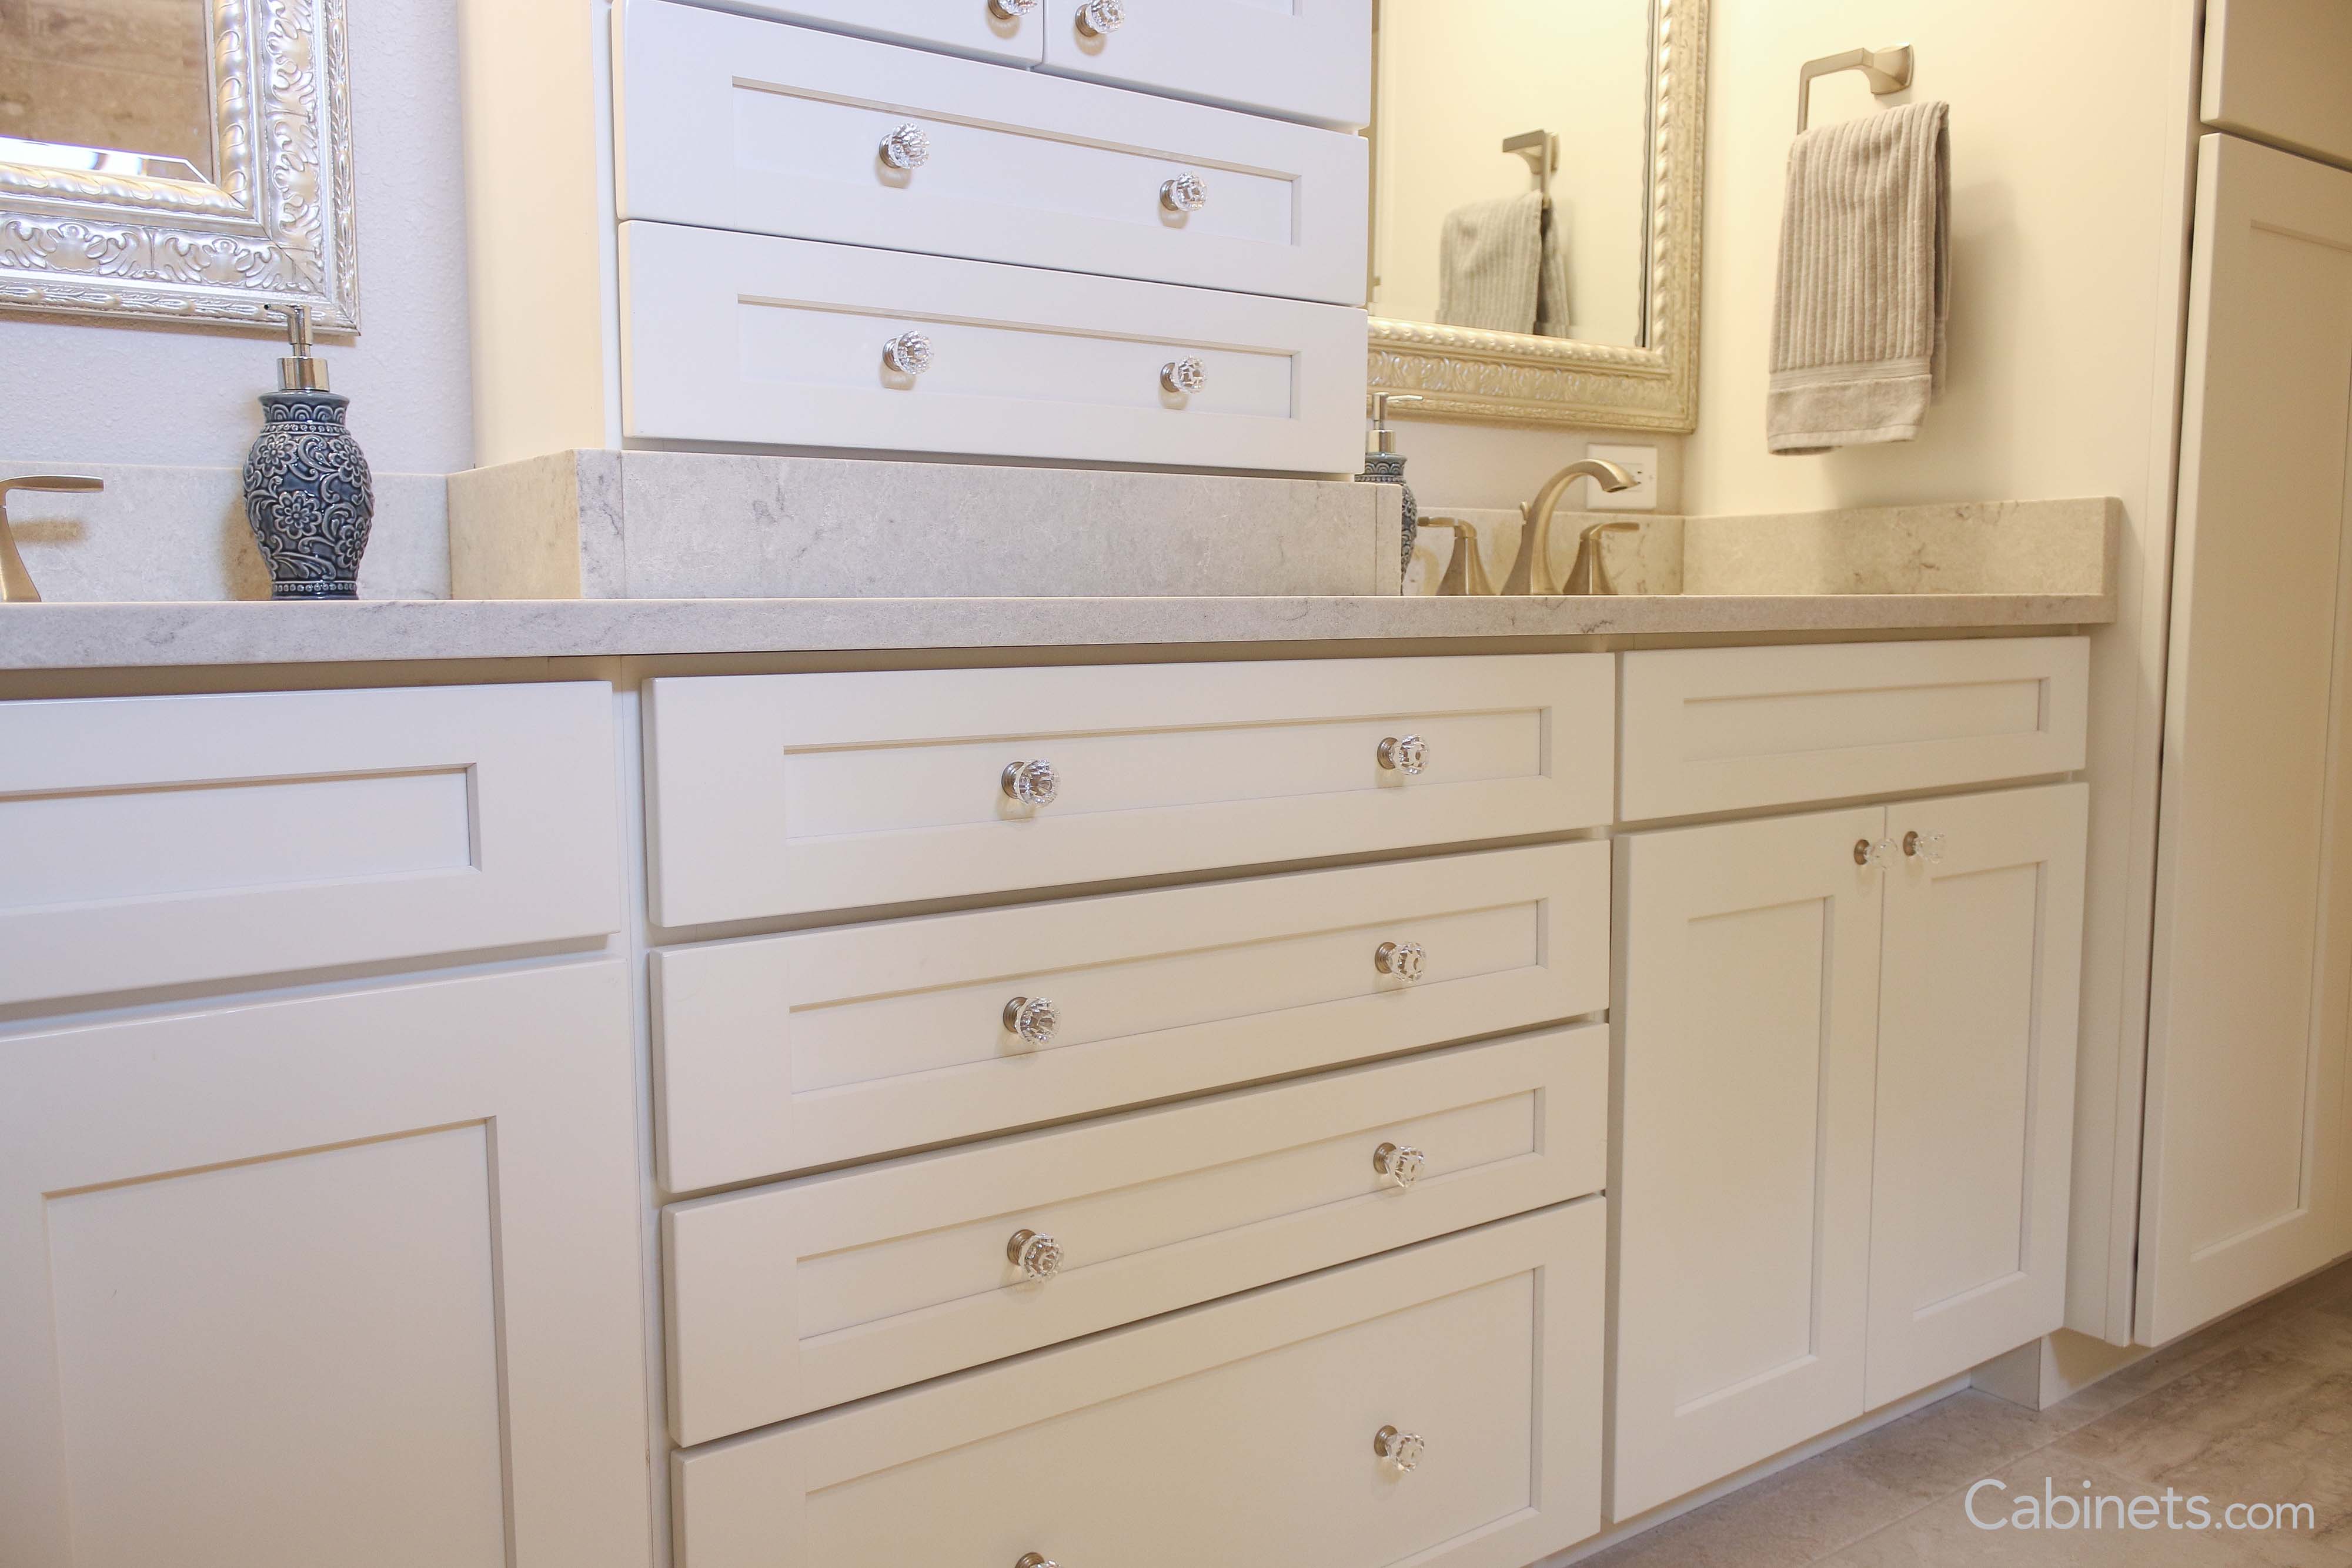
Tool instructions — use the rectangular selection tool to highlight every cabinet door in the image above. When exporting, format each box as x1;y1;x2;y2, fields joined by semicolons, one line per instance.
1612;807;1886;1519
2140;135;2352;1345
1038;0;1371;130
2203;0;2352;169
0;964;650;1568
1867;785;2088;1406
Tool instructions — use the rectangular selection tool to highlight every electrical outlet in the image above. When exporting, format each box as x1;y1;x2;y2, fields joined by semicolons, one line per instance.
1585;443;1660;511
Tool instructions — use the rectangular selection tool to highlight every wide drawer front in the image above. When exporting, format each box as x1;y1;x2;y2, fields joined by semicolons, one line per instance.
0;683;622;1008
643;654;1615;930
1040;0;1373;131
666;1026;1603;1442
654;841;1608;1189
673;0;1047;65
618;221;1366;472
671;1200;1604;1568
1618;636;2091;821
619;2;1367;305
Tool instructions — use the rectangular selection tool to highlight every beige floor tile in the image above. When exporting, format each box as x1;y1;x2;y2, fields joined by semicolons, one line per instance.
2056;1345;2334;1481
2113;1367;2352;1550
1834;1393;2074;1505
1579;1452;1926;1568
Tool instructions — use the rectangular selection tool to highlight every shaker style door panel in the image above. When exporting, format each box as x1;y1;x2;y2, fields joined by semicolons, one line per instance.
2140;136;2352;1344
678;0;1048;64
671;1201;1603;1568
1039;0;1372;131
1612;807;1886;1519
2202;0;2352;169
619;221;1366;473
0;963;649;1568
619;2;1367;305
0;683;622;1007
664;1027;1604;1443
654;842;1609;1189
1867;784;2089;1406
642;654;1615;928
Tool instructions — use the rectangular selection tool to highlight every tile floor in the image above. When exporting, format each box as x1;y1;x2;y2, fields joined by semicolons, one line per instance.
1581;1258;2352;1567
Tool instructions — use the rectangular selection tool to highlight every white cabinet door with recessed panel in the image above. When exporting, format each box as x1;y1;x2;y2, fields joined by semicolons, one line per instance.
1612;806;1886;1519
1040;0;1372;130
1866;784;2088;1406
0;963;649;1568
690;0;1047;64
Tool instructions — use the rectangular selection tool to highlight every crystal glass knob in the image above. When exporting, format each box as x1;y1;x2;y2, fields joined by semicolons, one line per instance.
880;123;932;170
990;0;1040;16
1015;1556;1058;1568
1075;0;1125;36
1160;171;1208;213
1008;1228;1064;1281
1378;734;1428;775
1374;941;1425;982
1902;829;1947;864
1374;1425;1426;1472
1854;837;1894;868
1374;1142;1425;1190
1001;758;1060;806
882;330;934;376
1003;995;1060;1045
1160;356;1208;395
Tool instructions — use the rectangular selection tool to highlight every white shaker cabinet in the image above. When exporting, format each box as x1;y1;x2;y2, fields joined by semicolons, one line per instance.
1039;0;1372;130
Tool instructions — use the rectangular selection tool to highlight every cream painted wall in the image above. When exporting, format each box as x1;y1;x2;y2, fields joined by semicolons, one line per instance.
1388;418;1682;514
1684;0;2203;1344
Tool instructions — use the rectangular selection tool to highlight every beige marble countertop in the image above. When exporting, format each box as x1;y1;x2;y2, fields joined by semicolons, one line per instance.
0;590;2113;672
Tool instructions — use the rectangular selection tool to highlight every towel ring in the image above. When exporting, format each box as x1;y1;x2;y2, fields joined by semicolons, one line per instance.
1796;45;1913;132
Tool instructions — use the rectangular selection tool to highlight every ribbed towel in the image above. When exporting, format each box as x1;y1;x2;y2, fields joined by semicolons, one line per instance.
1535;210;1571;338
1768;100;1950;454
1437;190;1545;335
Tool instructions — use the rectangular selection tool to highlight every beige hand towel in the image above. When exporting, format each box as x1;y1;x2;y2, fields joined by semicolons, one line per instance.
1535;208;1572;338
1436;190;1545;335
1768;100;1950;454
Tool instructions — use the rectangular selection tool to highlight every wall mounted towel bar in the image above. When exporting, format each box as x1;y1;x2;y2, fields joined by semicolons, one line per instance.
1504;129;1557;210
1796;45;1914;132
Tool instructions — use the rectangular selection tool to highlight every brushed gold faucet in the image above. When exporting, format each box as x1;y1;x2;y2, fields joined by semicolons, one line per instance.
0;474;103;603
1501;458;1638;595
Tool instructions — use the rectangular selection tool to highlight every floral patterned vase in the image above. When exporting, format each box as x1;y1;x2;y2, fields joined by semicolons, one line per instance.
242;390;374;600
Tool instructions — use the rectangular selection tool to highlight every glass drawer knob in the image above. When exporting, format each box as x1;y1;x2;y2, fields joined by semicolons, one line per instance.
1374;1142;1425;1190
1075;0;1125;35
880;123;933;171
1008;1228;1064;1281
1854;837;1893;868
990;0;1040;15
1003;995;1060;1046
1002;758;1060;806
1015;1557;1058;1568
1160;171;1208;213
1374;941;1425;982
1378;734;1428;775
1375;1425;1426;1471
1160;356;1208;395
1902;829;1947;864
882;330;934;376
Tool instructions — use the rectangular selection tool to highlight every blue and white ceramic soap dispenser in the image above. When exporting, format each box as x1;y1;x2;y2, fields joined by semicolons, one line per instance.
242;304;375;600
1357;392;1424;584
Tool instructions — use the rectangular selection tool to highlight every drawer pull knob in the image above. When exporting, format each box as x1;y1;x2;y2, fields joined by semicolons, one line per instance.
1001;757;1060;807
1074;0;1125;36
1854;837;1893;868
990;0;1040;15
882;330;935;377
1374;1142;1425;1189
1374;940;1425;982
1374;1425;1426;1472
1902;829;1947;864
1003;994;1061;1046
1015;1557;1058;1568
1377;734;1428;775
1008;1228;1064;1281
879;123;933;171
1160;171;1209;213
1160;356;1208;395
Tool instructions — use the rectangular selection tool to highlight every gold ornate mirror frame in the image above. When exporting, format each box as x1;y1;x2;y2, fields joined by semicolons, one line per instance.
0;0;358;330
1368;0;1705;431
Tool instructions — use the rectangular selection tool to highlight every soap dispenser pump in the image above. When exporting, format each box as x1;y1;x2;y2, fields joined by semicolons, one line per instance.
242;303;375;600
1358;393;1424;585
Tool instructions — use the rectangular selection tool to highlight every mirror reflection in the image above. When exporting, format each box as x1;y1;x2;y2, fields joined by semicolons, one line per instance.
0;0;216;183
1370;0;1655;347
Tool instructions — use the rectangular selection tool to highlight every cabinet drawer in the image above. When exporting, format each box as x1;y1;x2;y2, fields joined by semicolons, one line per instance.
666;1026;1601;1442
1618;636;2090;821
619;221;1365;472
666;0;1046;64
671;1199;1603;1568
643;653;1613;926
655;841;1608;1190
619;3;1367;306
0;683;621;1008
1040;0;1372;131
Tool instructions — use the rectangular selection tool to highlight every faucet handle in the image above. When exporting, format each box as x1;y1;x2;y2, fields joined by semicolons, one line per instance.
0;474;104;604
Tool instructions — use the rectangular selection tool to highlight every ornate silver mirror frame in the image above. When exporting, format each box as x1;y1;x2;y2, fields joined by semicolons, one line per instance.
1367;0;1705;431
0;0;358;330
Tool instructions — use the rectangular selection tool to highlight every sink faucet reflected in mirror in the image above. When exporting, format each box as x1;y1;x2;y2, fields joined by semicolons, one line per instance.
0;474;103;604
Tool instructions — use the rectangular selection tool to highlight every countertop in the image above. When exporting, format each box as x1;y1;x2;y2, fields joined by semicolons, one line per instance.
0;590;2113;672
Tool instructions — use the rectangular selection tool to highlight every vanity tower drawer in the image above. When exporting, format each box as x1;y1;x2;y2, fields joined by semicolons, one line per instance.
671;1199;1603;1568
1039;0;1374;131
690;0;1049;65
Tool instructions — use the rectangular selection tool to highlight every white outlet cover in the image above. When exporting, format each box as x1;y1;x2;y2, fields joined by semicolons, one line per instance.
1586;443;1659;511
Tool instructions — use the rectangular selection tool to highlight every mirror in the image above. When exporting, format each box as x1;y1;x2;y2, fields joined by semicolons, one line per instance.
0;0;358;330
1367;0;1705;431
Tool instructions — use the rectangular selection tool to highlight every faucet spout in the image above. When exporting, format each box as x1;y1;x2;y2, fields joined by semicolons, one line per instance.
1501;458;1637;596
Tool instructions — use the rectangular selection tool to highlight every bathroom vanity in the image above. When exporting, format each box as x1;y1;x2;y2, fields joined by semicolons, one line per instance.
0;588;2103;1568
